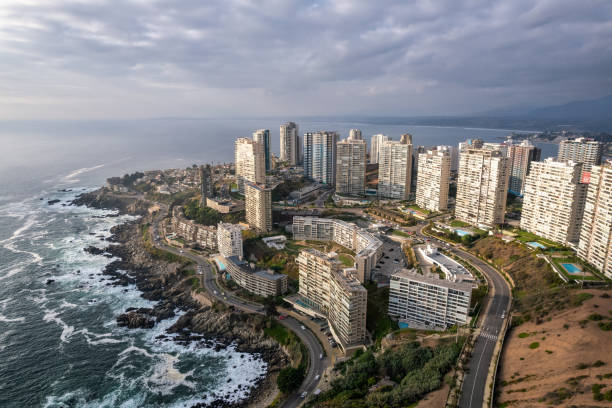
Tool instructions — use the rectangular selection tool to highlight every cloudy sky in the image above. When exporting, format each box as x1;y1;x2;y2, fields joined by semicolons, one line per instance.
0;0;611;119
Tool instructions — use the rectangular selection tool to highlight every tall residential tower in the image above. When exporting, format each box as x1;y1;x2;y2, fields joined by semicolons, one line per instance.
235;138;265;194
280;122;299;165
416;149;451;212
378;138;413;200
336;138;366;196
303;131;339;185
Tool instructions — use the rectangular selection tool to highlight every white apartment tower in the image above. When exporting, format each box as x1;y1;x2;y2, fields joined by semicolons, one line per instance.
217;222;244;259
245;182;272;232
520;159;588;245
507;140;541;195
578;162;612;279
235;138;265;194
416;149;451;212
296;249;367;347
349;129;362;140
280;122;299;165
336;138;366;196
455;148;509;228
378;139;413;200
388;270;472;329
303;131;339;185
252;129;271;172
558;138;603;172
369;134;390;164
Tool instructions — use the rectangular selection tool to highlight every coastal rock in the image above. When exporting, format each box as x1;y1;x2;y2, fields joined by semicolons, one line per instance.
116;311;155;329
84;246;105;256
47;199;60;205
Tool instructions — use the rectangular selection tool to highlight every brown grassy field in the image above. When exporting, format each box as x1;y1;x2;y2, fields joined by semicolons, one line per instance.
497;288;612;407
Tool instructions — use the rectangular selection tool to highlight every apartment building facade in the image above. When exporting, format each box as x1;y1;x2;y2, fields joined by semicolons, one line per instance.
388;270;472;329
578;162;612;279
217;222;244;259
245;182;272;232
455;148;509;228
296;249;367;347
558;137;603;172
369;133;390;164
235;138;265;194
416;149;451;212
520;159;588;245
171;207;217;250
280;122;299;165
507;140;541;195
303;131;339;185
252;129;271;172
225;256;287;297
336;138;366;196
378;140;413;200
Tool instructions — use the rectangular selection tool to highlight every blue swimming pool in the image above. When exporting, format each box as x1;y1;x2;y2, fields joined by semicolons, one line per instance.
527;241;547;249
215;259;226;271
562;263;581;274
455;229;471;237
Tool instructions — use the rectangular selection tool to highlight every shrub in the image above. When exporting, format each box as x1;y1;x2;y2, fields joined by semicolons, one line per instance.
598;322;612;331
593;360;606;367
588;313;604;321
518;332;530;338
528;342;540;349
277;366;304;394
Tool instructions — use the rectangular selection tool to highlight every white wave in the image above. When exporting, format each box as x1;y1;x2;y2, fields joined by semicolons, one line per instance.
146;353;196;396
0;266;23;281
43;308;75;343
0;314;25;323
0;330;15;352
65;164;106;180
59;300;78;309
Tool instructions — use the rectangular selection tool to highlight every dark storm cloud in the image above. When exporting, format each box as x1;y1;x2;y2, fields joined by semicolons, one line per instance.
0;0;611;118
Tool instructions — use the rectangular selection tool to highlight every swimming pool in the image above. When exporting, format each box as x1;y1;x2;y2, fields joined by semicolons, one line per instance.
527;241;547;249
215;259;226;271
455;229;471;237
561;263;582;274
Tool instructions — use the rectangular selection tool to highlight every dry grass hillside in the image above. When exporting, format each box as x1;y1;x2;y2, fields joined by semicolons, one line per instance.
497;289;612;407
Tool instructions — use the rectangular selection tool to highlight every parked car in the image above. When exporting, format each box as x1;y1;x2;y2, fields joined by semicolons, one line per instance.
300;391;308;398
301;325;306;330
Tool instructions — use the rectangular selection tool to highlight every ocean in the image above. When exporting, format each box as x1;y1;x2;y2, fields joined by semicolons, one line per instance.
0;118;557;407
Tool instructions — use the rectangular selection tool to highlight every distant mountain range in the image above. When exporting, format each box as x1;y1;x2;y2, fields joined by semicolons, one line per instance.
312;95;612;133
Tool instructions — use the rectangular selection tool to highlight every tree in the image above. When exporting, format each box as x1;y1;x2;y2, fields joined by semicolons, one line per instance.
277;366;304;393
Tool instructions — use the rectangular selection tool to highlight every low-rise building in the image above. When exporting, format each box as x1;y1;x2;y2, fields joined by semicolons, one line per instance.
388;269;472;330
418;244;474;282
292;216;383;282
224;256;288;297
206;197;245;213
172;207;217;250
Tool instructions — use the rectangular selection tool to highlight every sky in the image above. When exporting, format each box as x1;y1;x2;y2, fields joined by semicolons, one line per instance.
0;0;611;120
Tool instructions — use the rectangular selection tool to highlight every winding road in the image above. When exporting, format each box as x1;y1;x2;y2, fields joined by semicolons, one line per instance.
149;209;326;408
419;231;511;408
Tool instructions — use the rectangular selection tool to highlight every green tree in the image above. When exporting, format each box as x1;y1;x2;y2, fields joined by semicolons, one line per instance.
277;366;304;393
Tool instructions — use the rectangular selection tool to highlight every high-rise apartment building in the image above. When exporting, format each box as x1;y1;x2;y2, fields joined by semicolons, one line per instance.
303;131;339;185
400;133;413;145
578;162;612;279
336;138;366;196
455;148;509;228
253;129;271;172
217;222;244;259
245;182;272;232
458;138;484;153
416;149;451;212
506;140;541;195
388;270;472;329
437;145;460;172
235;138;265;194
349;129;362;140
369;134;390;164
558;137;603;172
200;164;213;205
280;122;299;165
378;139;413;200
296;249;367;347
520;159;588;245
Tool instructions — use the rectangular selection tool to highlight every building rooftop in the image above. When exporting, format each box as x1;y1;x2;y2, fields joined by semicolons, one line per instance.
392;269;473;292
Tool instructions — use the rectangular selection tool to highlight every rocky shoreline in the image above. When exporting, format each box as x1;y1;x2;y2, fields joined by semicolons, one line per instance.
72;189;288;408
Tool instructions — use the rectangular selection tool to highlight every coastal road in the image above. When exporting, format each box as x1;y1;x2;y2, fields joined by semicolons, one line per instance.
418;228;511;408
149;213;326;407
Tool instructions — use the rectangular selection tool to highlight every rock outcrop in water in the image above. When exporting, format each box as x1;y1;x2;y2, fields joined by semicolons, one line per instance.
71;188;150;215
116;310;155;329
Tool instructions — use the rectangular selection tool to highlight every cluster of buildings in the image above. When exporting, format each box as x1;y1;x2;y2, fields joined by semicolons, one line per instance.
291;216;383;282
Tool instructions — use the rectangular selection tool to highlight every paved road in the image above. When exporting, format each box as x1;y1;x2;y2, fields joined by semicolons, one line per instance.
149;213;325;408
418;230;511;408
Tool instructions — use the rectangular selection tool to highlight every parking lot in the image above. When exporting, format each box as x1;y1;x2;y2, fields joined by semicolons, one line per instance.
371;236;407;284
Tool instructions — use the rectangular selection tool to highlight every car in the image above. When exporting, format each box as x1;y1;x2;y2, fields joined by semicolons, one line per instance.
277;315;287;320
301;325;306;330
179;250;184;253
389;248;394;252
315;374;320;380
300;391;308;398
319;354;323;360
